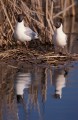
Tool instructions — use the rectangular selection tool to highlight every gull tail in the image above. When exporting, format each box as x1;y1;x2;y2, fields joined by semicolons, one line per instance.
34;33;39;39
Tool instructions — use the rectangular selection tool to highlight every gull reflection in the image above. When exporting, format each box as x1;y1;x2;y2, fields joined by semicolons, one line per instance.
52;68;68;99
15;72;31;103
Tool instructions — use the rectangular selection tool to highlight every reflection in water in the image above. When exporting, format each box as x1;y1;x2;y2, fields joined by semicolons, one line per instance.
52;68;68;99
0;64;18;120
15;66;46;120
15;72;31;103
15;71;31;120
1;62;78;120
14;65;69;120
15;72;32;120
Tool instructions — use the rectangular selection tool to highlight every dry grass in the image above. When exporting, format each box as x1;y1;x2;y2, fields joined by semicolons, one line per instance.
0;0;77;50
0;48;77;66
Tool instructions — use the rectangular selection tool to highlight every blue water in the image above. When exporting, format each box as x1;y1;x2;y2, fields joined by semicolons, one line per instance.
0;61;78;120
13;62;78;120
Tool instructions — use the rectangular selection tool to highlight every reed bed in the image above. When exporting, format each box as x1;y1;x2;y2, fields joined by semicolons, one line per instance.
0;48;78;66
0;0;77;49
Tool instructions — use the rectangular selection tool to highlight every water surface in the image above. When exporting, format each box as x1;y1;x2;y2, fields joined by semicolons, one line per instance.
0;61;78;120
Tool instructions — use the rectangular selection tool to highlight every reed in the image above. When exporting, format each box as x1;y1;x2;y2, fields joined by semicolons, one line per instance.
0;0;77;49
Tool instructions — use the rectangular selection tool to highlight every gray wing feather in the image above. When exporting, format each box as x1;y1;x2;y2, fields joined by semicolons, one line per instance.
24;27;37;38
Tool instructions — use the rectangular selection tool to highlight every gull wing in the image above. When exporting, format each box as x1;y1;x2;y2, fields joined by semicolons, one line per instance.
24;27;38;38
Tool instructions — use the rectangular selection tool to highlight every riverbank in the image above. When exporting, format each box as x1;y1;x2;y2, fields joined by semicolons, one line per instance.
0;47;78;66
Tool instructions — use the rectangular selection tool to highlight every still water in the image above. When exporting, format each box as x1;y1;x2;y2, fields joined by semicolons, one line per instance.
0;61;78;120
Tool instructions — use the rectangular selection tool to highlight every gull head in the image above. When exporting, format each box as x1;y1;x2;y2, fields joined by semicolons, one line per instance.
54;18;63;28
53;93;61;99
17;14;24;22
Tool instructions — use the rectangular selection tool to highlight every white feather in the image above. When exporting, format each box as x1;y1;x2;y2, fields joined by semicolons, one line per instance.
15;72;31;95
53;24;67;48
14;20;38;42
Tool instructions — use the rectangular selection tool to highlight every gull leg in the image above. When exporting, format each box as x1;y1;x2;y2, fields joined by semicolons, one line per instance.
55;45;60;54
64;45;70;55
26;41;29;48
65;45;68;54
55;46;58;54
59;46;68;55
24;41;29;50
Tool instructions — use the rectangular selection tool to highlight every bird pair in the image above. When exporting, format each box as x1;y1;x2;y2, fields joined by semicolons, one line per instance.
14;14;67;53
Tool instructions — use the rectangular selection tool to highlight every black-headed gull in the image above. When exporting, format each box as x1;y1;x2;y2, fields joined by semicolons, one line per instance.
14;14;38;48
53;19;67;54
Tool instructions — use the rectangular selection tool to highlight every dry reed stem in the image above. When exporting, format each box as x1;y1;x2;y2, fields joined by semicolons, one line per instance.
53;1;77;18
0;0;14;32
63;0;67;17
71;0;76;15
0;48;78;65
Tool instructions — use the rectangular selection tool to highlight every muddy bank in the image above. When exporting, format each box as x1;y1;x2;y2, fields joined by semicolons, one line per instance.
0;47;78;66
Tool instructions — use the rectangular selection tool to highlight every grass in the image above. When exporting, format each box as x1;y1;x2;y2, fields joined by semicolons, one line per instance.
0;0;77;48
0;0;78;64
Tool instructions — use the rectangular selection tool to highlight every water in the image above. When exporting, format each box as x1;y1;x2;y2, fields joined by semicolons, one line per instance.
0;61;78;120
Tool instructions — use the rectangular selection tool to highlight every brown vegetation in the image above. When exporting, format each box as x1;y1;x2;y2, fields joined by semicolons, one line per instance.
0;0;78;64
0;0;77;49
0;48;77;66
